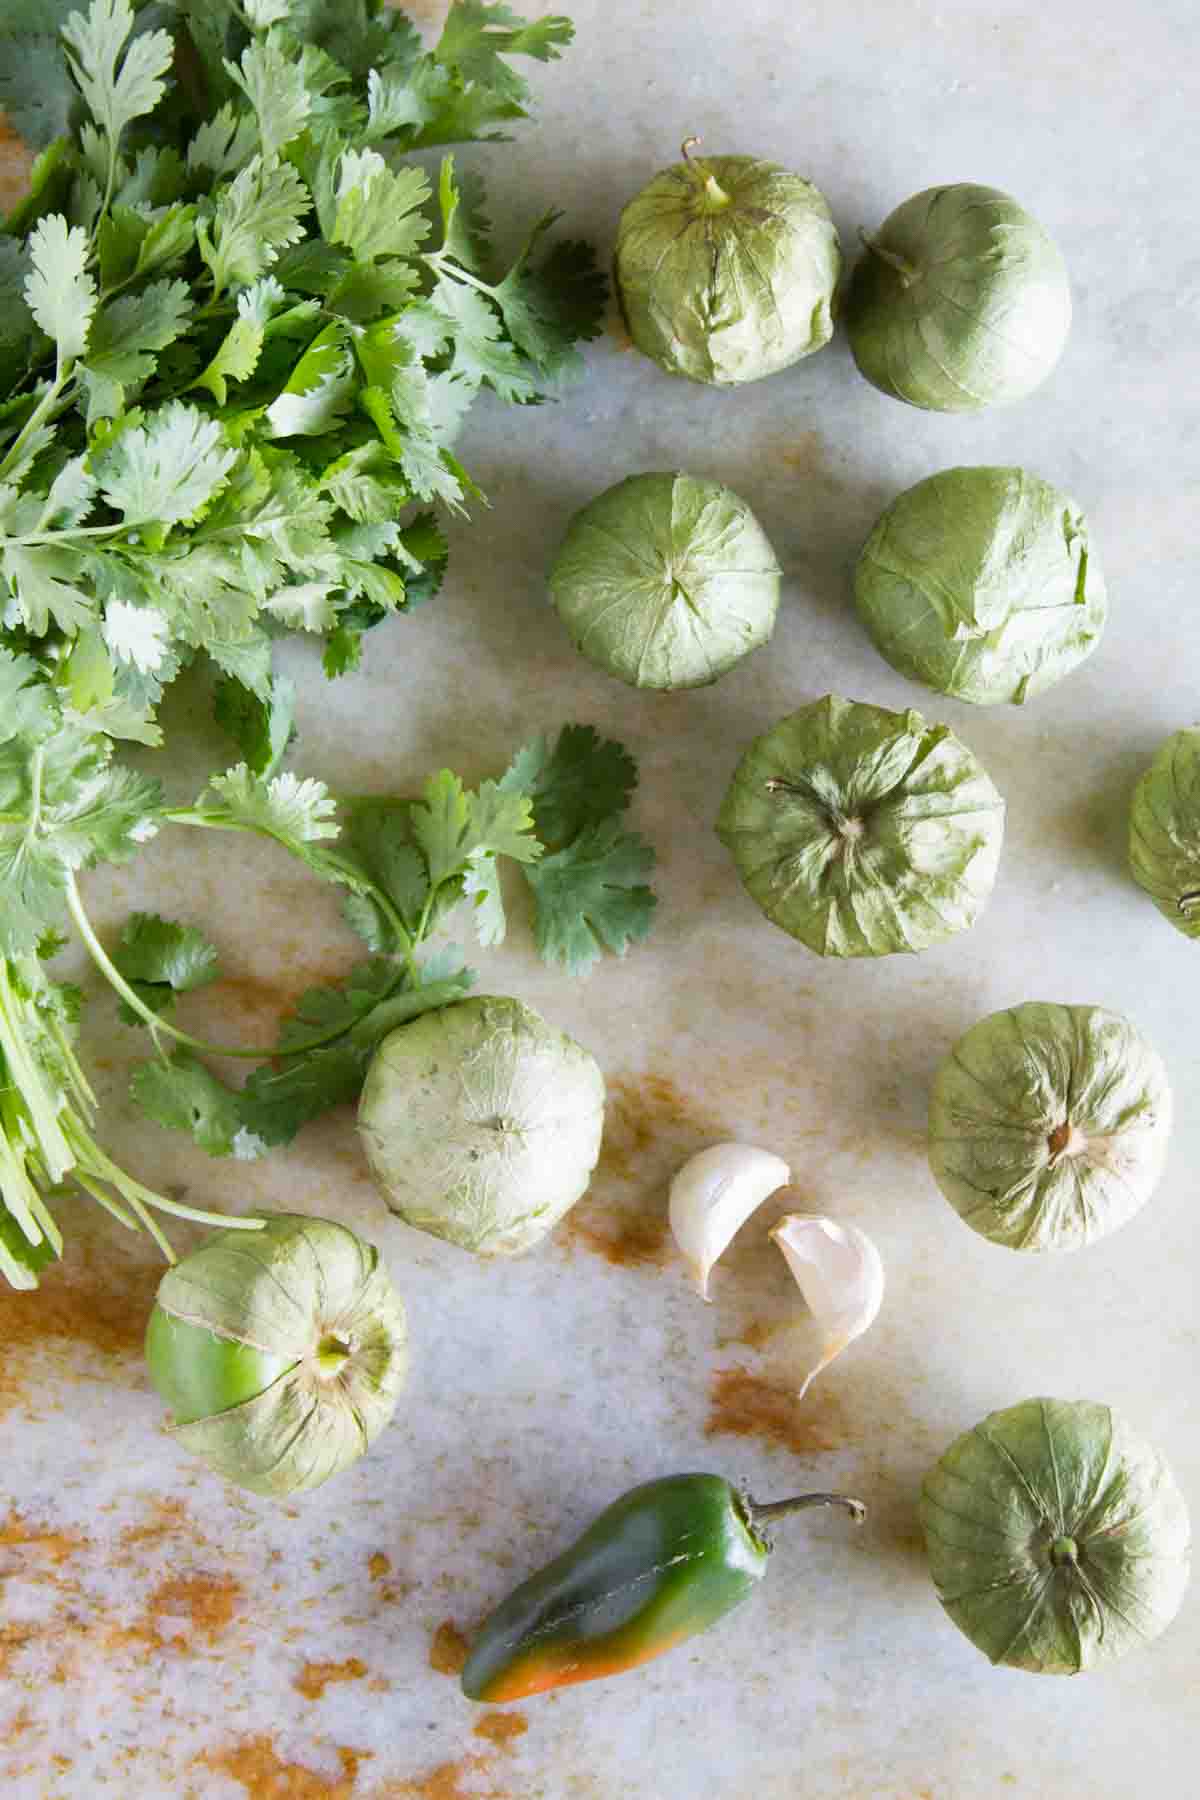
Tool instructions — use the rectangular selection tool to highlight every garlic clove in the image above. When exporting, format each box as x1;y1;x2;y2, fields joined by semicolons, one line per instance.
668;1143;791;1299
769;1214;885;1398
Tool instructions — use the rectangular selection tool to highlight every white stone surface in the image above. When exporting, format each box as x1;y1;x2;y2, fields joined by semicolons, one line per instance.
2;2;1198;1795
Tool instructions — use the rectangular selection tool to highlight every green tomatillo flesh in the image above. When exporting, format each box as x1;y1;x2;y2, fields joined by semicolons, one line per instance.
144;1308;297;1424
461;1474;865;1703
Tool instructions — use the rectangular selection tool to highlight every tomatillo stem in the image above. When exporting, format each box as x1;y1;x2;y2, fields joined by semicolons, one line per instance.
859;228;919;286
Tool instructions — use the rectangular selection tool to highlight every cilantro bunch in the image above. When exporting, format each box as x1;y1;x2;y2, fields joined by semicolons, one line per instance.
0;0;625;1288
0;672;656;1286
0;0;605;712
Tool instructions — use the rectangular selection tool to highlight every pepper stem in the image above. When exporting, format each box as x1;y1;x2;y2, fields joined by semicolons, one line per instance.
858;229;919;287
747;1493;867;1527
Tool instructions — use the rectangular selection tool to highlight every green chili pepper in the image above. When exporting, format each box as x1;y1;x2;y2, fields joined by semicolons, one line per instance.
461;1473;866;1703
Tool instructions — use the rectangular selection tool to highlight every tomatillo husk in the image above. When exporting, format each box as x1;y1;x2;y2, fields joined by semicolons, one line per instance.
145;1212;407;1497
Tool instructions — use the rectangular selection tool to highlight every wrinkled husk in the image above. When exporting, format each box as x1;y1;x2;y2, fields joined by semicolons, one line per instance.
154;1213;407;1497
358;995;605;1257
716;694;1005;957
928;1002;1171;1251
855;466;1107;705
921;1398;1190;1673
548;471;781;690
615;153;841;386
1129;726;1200;938
845;183;1071;411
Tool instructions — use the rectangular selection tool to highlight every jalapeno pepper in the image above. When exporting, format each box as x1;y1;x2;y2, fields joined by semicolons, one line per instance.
461;1472;866;1703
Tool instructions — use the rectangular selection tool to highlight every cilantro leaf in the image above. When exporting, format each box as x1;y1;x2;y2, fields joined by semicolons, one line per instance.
264;321;356;437
213;672;296;779
524;817;657;975
462;851;507;946
503;723;639;848
436;155;494;274
187;103;259;179
3;545;94;636
411;768;540;888
0;723;161;956
225;41;312;161
198;154;311;298
428;274;536;401
61;0;172;150
492;224;607;380
244;0;294;26
92;401;237;525
24;213;96;362
83;278;193;420
130;1050;259;1158
436;2;575;107
204;763;339;845
102;599;170;673
332;149;431;264
113;910;219;1021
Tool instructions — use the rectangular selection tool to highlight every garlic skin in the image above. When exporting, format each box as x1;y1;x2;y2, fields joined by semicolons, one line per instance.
769;1215;885;1398
668;1143;791;1299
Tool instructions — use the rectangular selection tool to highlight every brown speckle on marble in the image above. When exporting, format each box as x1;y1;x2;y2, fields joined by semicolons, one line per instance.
294;1658;370;1702
472;1712;528;1748
428;1620;469;1676
199;1737;366;1798
706;1365;845;1456
141;1572;243;1646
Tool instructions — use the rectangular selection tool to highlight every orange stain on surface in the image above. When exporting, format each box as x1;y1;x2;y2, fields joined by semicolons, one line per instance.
136;1572;243;1647
428;1620;469;1676
0;1245;161;1414
199;1738;364;1799
294;1657;369;1701
562;1073;728;1269
706;1366;845;1456
0;1514;88;1565
472;1712;528;1748
391;1753;509;1800
368;1551;392;1582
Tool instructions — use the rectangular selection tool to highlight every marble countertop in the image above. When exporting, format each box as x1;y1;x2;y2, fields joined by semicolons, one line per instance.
2;2;1198;1795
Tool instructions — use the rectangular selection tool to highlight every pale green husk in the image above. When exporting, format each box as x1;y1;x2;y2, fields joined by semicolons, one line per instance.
855;467;1107;705
358;995;605;1256
928;1003;1171;1251
153;1214;407;1497
845;184;1071;411
715;694;1005;957
548;472;781;690
614;152;841;386
1129;727;1200;938
921;1398;1190;1673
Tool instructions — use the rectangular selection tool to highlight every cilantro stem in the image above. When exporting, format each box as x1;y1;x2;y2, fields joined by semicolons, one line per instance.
65;872;272;1061
0;362;70;483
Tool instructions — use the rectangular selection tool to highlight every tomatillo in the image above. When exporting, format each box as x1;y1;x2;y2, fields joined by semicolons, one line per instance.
145;1212;407;1497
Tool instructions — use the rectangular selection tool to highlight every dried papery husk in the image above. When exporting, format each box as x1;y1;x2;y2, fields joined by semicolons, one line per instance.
615;147;841;386
921;1398;1190;1672
668;1142;792;1298
358;995;605;1256
150;1213;407;1498
769;1214;885;1397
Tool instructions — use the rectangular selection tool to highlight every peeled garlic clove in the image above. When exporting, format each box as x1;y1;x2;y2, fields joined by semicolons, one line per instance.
769;1215;884;1398
669;1143;791;1299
